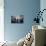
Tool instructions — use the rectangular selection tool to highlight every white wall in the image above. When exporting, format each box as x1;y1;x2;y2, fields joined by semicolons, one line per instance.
0;0;4;42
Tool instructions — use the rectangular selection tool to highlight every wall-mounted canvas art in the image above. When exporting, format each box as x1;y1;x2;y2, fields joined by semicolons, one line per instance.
11;15;24;23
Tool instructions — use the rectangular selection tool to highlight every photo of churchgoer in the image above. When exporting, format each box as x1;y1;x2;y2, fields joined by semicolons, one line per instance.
11;15;24;23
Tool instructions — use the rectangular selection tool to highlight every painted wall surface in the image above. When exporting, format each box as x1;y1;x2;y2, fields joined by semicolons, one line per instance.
0;0;4;42
4;0;40;42
40;0;46;27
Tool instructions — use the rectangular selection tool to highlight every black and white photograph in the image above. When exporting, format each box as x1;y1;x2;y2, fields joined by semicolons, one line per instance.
11;15;24;23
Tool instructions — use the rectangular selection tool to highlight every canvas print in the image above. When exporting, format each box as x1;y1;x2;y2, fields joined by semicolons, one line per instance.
11;15;24;23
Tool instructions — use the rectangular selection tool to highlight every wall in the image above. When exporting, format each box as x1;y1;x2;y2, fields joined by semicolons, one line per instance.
4;0;40;42
40;0;46;27
0;0;4;42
